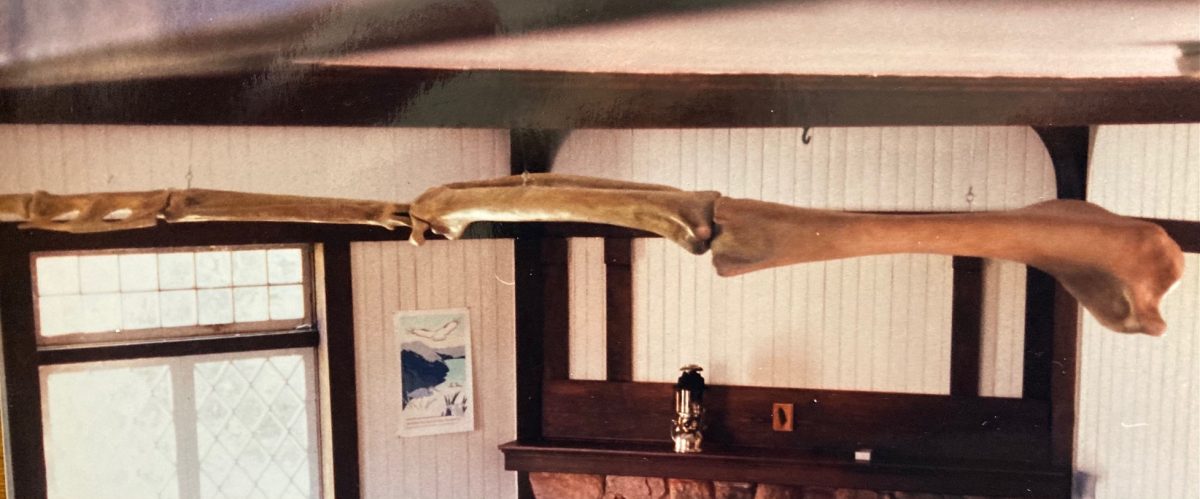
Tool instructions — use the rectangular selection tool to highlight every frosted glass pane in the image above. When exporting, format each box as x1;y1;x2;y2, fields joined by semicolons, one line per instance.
160;290;198;328
269;285;305;320
232;250;268;286
43;363;178;499
194;354;314;499
267;249;303;284
196;252;232;288
36;256;79;296
39;295;81;336
120;254;159;292
123;291;162;330
198;289;234;325
158;253;196;290
78;255;120;294
36;246;308;340
233;286;269;323
80;293;122;333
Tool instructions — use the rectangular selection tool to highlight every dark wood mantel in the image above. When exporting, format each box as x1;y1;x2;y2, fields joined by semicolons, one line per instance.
501;439;1071;497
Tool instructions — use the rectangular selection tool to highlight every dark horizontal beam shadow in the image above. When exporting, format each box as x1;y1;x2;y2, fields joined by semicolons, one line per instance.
3;66;1198;128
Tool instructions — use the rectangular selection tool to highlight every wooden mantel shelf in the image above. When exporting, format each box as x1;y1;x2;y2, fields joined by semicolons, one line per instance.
500;439;1071;498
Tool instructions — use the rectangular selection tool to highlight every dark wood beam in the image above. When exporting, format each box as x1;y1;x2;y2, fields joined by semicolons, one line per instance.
320;241;363;498
949;257;984;397
3;66;1198;127
37;330;319;365
604;238;634;382
0;226;48;499
501;439;1071;498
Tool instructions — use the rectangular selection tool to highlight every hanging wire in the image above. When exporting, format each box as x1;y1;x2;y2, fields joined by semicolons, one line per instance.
801;127;813;145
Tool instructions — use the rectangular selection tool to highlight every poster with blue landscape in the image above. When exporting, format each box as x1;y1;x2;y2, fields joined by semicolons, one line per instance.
394;308;474;437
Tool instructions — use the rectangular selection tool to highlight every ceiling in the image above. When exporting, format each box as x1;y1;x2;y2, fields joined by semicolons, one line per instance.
316;0;1200;78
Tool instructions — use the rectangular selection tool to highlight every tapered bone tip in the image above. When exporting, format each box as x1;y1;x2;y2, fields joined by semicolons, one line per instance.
1139;314;1168;337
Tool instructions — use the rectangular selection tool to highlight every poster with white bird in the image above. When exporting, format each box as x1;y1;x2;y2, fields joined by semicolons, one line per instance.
394;308;474;437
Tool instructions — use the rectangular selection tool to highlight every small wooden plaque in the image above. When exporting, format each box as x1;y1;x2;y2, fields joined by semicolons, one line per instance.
772;403;794;432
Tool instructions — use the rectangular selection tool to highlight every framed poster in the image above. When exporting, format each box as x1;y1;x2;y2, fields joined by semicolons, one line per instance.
394;308;474;437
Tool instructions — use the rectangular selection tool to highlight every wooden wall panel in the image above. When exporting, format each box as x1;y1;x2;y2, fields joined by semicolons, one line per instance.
1075;124;1199;499
352;240;517;499
554;127;1054;395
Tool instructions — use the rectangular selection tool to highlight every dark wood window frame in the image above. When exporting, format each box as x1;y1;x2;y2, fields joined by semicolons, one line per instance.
30;243;315;349
0;223;415;499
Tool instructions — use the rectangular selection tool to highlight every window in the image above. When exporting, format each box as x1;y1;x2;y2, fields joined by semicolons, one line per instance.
27;245;322;499
33;246;311;345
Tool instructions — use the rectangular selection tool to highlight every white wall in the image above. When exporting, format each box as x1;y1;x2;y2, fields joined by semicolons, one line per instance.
554;127;1054;395
351;240;516;499
4;123;1196;498
1075;124;1199;499
0;125;515;499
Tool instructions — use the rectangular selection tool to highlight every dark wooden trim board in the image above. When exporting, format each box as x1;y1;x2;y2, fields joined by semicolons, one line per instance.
319;241;362;498
1049;282;1081;468
3;66;1198;128
37;329;319;365
1034;127;1091;201
604;238;633;382
501;439;1071;498
949;256;984;397
0;226;49;498
542;380;1051;464
539;239;571;382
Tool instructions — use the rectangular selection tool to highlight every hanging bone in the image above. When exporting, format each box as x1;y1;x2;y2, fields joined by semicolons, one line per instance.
710;197;1185;336
21;190;172;233
0;174;1184;335
7;189;410;233
408;174;719;254
164;189;411;229
0;194;31;222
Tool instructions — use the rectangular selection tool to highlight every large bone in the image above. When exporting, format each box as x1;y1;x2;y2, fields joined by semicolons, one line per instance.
711;198;1185;336
0;194;32;222
165;189;411;229
21;190;171;233
409;174;719;254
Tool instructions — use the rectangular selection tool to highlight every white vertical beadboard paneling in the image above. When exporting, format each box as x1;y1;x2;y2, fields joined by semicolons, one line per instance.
352;240;517;499
555;127;1054;394
0;125;517;498
568;238;607;380
0;125;506;202
1075;124;1199;499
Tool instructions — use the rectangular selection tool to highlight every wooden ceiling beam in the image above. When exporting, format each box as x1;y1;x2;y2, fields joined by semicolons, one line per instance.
2;65;1198;127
